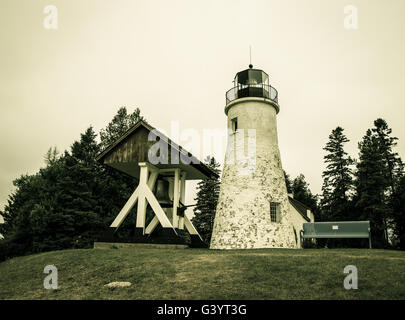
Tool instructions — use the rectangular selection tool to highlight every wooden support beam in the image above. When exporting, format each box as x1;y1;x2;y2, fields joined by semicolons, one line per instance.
172;169;180;229
178;172;186;230
138;162;159;173
145;216;159;235
136;167;159;234
144;186;177;233
111;162;181;237
168;177;174;201
110;187;140;228
136;164;149;232
158;168;177;173
184;213;202;240
147;171;159;189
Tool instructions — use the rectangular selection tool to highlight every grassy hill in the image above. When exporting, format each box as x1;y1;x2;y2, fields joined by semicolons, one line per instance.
0;247;404;300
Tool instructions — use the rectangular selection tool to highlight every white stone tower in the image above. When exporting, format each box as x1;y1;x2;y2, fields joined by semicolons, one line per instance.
210;65;297;249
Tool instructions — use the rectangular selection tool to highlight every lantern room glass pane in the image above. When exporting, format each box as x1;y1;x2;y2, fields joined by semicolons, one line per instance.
235;69;269;85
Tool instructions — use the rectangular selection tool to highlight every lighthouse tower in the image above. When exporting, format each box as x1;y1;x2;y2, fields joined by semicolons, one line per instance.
210;65;298;249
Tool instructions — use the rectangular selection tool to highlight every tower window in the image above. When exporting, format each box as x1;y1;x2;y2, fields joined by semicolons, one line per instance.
270;202;280;223
231;117;238;132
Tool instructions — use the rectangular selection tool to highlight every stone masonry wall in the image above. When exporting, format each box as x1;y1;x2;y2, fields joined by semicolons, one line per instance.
210;99;297;249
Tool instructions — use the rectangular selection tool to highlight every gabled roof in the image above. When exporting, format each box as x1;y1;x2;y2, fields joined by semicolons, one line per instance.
96;120;219;180
97;120;155;161
288;196;311;222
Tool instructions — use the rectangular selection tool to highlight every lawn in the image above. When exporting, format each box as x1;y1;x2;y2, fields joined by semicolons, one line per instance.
0;247;404;299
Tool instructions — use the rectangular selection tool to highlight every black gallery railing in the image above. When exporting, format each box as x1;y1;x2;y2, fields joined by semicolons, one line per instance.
226;84;278;105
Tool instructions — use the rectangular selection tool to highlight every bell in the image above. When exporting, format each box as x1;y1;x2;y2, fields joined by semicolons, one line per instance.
154;179;172;206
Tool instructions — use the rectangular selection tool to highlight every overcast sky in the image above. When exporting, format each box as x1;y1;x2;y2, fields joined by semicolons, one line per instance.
1;0;404;212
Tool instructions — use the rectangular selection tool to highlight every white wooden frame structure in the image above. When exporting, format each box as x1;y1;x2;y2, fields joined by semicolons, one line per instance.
110;162;202;240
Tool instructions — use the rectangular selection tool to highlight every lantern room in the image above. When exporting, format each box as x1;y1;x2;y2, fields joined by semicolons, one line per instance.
225;64;279;107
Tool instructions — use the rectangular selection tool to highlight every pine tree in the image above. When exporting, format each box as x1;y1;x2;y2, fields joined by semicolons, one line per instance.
291;174;319;220
354;129;390;247
392;176;405;249
44;146;59;166
284;170;293;194
99;106;144;151
71;127;100;166
192;157;221;244
97;107;144;234
372;119;404;246
1;173;44;255
0;108;146;259
355;119;404;248
28;128;104;252
372;119;404;195
321;127;354;221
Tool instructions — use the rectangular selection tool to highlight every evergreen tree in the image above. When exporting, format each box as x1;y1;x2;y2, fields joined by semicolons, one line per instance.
0;107;146;260
320;127;354;221
372;119;404;246
354;119;404;248
284;170;293;194
291;174;319;220
99;106;144;151
0;173;44;256
26;128;104;252
392;176;405;249
71;127;100;166
354;129;390;247
372;119;404;195
97;107;143;233
44;146;59;166
192;157;221;244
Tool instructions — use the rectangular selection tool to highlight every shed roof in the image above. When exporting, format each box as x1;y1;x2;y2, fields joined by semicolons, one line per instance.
288;196;311;222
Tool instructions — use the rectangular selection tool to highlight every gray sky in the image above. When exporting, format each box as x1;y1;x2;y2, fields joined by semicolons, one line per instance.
1;0;405;212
